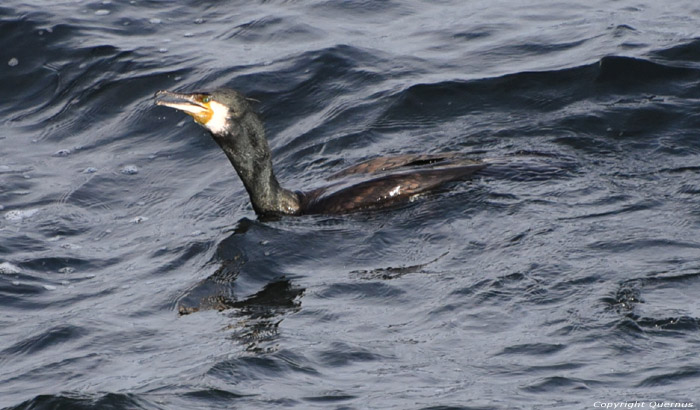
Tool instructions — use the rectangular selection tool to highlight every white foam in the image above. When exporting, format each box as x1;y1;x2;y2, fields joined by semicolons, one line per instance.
131;216;148;223
0;262;21;274
120;164;139;175
4;208;39;221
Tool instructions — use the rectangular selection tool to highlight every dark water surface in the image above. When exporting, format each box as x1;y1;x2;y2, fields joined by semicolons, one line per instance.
2;1;700;409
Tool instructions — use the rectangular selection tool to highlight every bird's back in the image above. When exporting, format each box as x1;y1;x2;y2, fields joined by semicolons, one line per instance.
300;163;487;214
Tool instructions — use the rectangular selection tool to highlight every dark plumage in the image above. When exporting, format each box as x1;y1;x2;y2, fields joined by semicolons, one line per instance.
155;88;486;216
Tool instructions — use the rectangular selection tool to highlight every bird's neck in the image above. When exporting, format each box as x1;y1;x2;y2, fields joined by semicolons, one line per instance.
214;112;301;216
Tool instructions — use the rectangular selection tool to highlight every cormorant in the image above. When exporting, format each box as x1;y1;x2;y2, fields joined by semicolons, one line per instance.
155;88;486;216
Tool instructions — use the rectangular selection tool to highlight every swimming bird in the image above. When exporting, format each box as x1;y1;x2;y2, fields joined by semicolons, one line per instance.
155;88;486;216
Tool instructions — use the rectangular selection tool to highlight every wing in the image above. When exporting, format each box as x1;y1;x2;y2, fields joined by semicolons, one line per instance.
303;163;487;214
327;153;478;180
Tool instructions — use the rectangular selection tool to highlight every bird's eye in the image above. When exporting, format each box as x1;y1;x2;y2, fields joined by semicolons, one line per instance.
202;96;211;103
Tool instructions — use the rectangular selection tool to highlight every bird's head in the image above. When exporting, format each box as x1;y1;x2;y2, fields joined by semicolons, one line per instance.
155;88;255;136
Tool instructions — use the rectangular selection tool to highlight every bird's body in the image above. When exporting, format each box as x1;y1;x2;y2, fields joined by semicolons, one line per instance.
155;88;485;216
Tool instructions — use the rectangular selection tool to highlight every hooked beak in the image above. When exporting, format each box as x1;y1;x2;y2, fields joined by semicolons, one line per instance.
155;90;213;125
